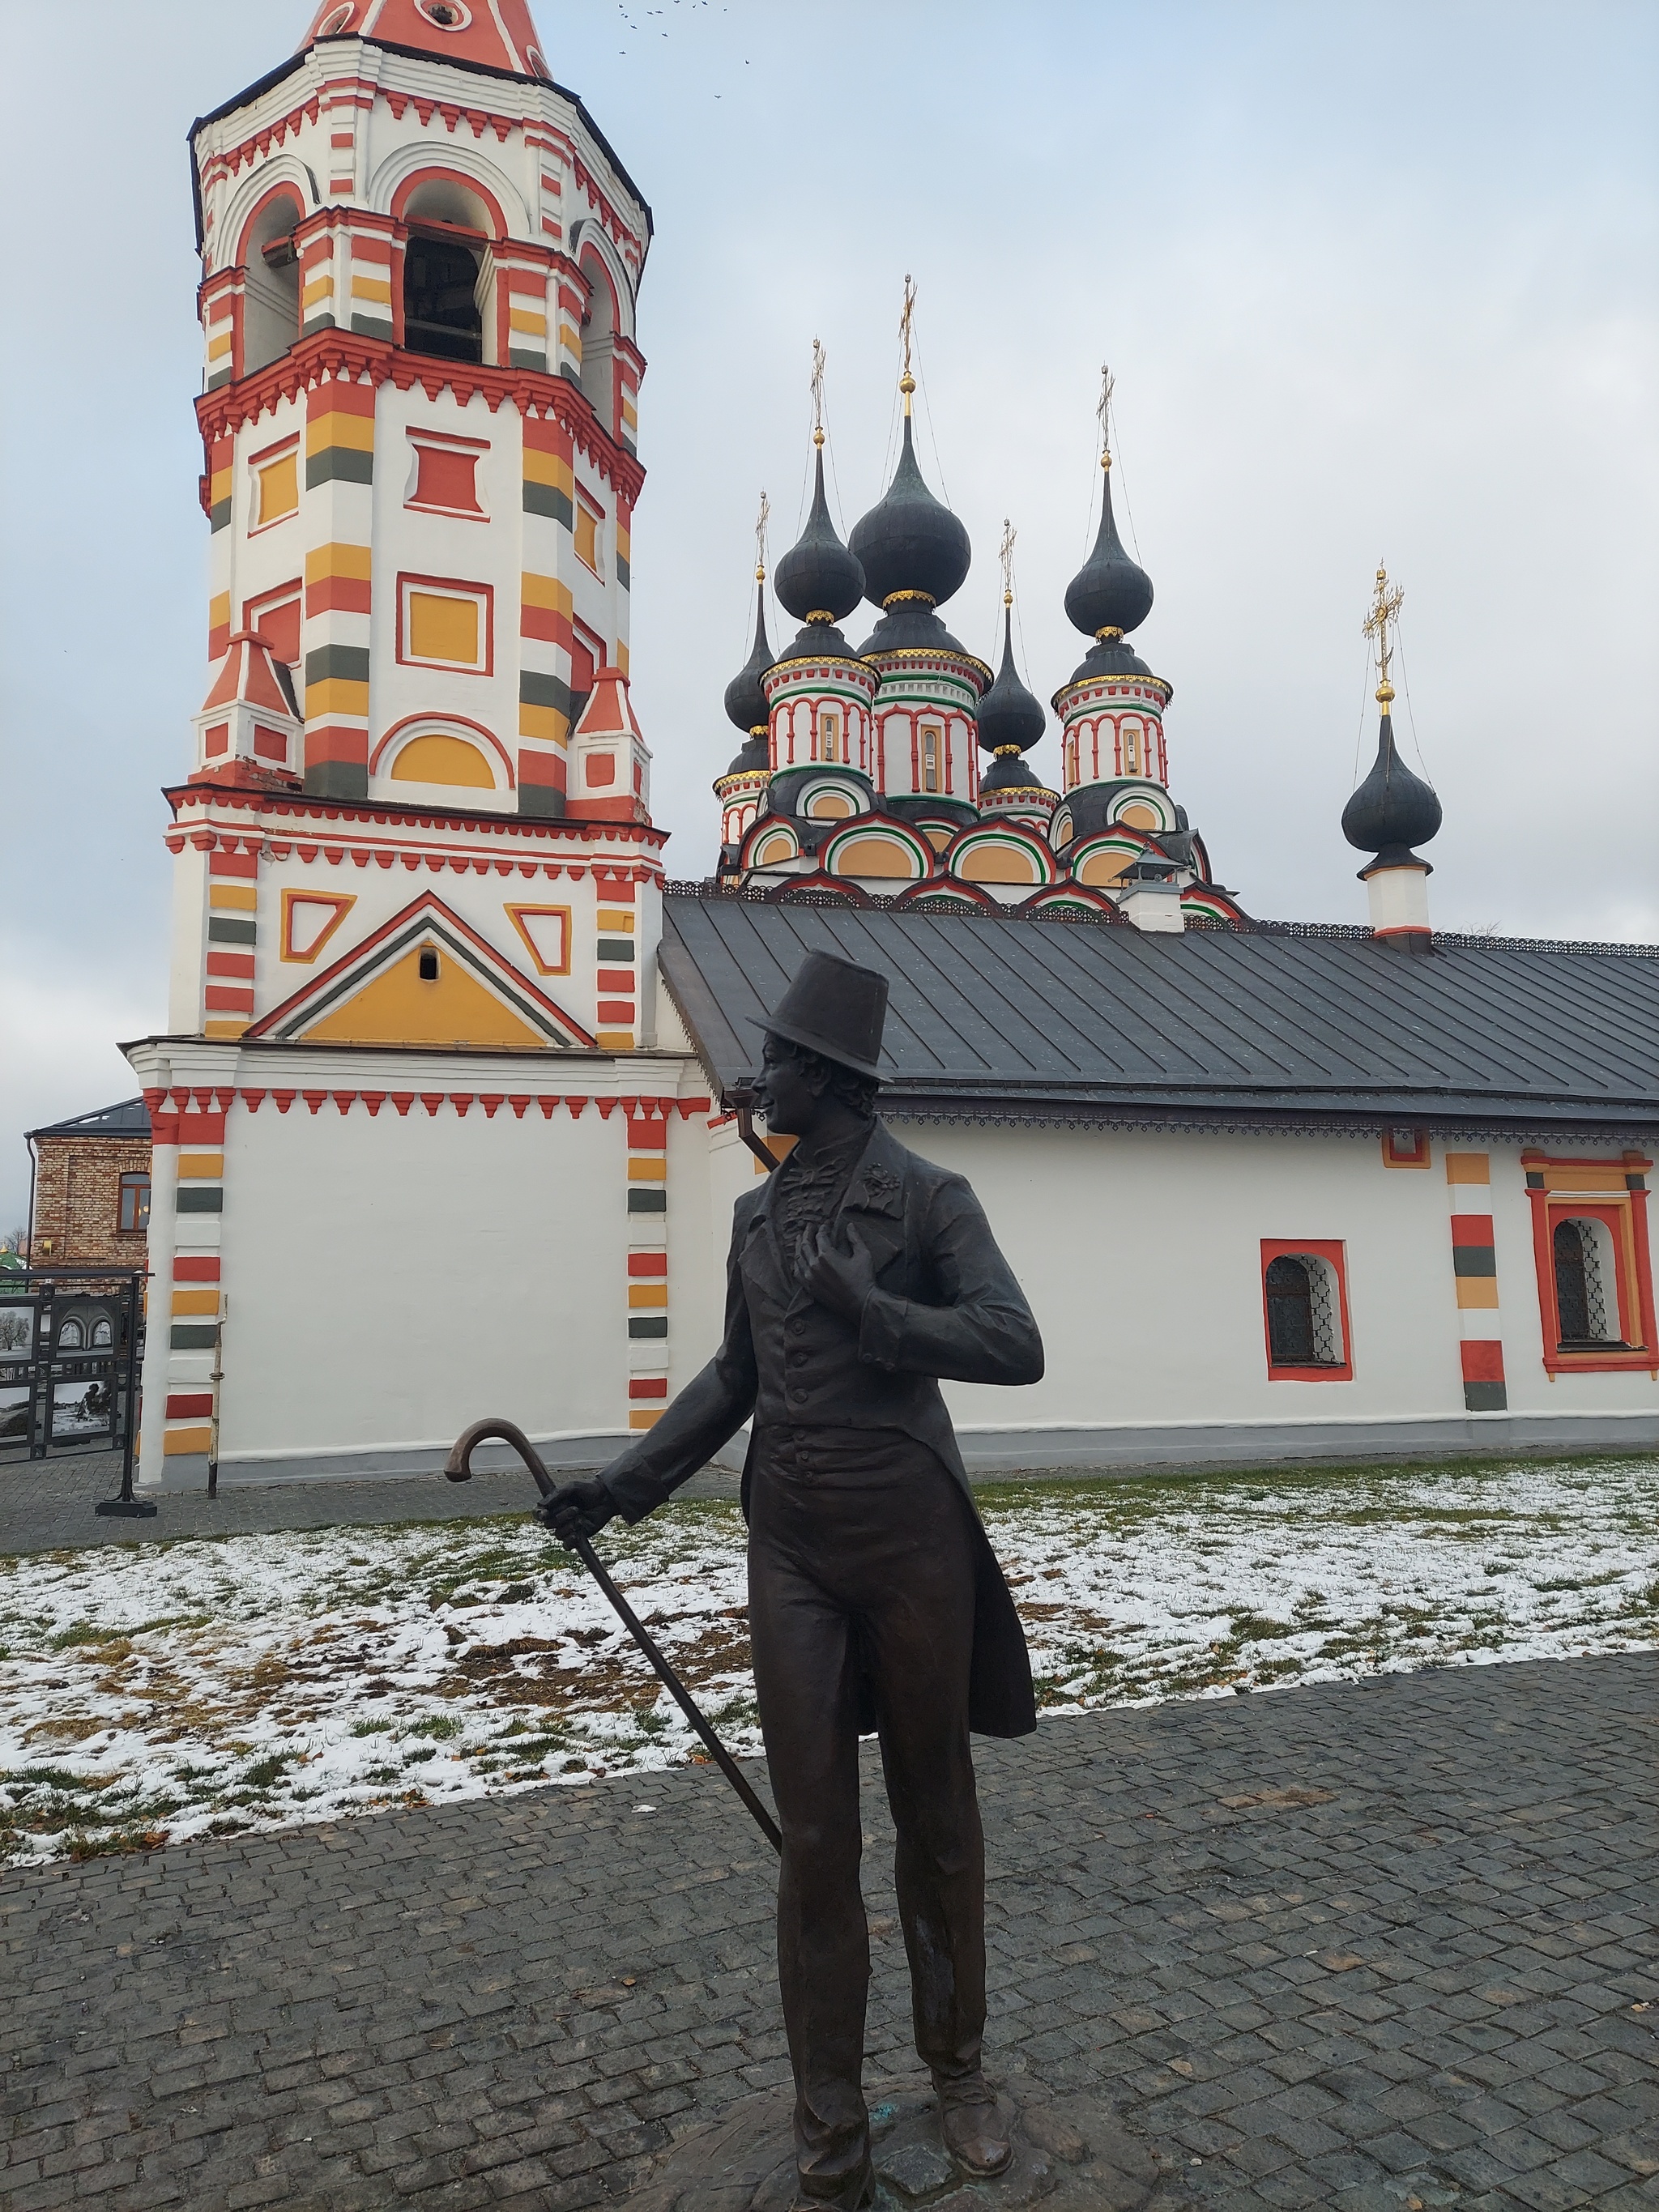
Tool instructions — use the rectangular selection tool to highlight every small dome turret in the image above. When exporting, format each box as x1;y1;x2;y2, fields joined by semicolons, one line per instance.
1064;457;1153;644
774;437;865;641
1342;709;1442;867
977;603;1046;761
848;406;971;612
722;574;774;772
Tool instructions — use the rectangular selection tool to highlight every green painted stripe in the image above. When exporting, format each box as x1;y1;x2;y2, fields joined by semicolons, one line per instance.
306;446;374;490
306;642;372;686
523;481;574;526
176;1187;223;1214
628;1315;668;1339
169;1324;220;1349
616;554;631;591
519;669;572;714
597;938;635;961
208;918;258;946
305;760;368;801
1463;1381;1508;1413
209;501;232;533
1452;1248;1497;1277
518;785;565;820
349;314;394;343
302;313;338;339
510;347;548;373
626;1190;667;1214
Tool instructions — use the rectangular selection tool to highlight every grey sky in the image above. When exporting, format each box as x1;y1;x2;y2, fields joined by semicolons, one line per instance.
2;1;1655;1232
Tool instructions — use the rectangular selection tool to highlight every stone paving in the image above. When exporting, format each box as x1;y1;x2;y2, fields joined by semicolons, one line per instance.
2;1652;1654;2211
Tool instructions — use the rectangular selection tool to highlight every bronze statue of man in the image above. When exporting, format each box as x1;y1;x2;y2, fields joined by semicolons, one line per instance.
543;949;1043;2209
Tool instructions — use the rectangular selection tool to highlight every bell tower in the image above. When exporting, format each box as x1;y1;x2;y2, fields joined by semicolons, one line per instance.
190;0;650;813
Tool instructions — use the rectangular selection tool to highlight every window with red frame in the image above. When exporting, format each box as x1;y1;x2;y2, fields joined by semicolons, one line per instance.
1260;1239;1354;1380
1524;1152;1656;1373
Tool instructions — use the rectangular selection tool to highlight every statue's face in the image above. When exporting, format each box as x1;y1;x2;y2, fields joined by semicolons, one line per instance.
753;1036;817;1135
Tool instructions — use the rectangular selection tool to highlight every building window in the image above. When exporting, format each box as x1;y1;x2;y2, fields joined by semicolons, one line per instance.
1552;1217;1618;1347
922;727;940;793
57;1316;84;1351
820;711;839;765
403;230;484;364
117;1174;151;1234
574;496;603;576
1523;1151;1656;1374
1261;1240;1353;1379
1123;723;1141;776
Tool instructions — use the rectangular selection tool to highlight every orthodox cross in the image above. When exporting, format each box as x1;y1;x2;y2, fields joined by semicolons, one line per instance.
810;338;825;446
899;275;916;409
754;490;770;582
1097;364;1115;468
998;518;1016;607
1363;565;1405;702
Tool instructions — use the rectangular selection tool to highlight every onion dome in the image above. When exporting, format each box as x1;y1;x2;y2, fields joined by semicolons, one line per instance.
1064;459;1153;642
978;603;1046;762
722;576;774;772
848;405;971;612
774;437;865;642
1342;701;1442;869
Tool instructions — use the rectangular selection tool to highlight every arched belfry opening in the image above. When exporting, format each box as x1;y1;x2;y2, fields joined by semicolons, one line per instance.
243;190;304;375
400;178;497;364
578;248;617;432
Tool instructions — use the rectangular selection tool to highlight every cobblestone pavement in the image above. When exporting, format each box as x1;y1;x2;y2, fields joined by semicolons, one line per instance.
0;1455;737;1558
2;1655;1653;2212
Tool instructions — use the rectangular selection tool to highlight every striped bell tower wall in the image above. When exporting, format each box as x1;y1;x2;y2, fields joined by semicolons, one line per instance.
140;1089;230;1472
189;35;650;817
1445;1150;1508;1413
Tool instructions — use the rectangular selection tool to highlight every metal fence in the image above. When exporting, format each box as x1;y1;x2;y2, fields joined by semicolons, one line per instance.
0;1268;145;1504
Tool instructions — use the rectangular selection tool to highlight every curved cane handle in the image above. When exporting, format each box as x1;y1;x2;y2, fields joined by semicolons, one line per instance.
444;1416;557;1499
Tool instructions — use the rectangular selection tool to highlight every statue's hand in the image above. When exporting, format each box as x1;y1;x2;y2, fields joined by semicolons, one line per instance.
535;1478;617;1547
802;1221;877;1323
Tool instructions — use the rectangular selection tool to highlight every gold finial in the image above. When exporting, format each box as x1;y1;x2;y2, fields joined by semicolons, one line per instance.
1097;363;1115;471
810;338;826;447
898;274;916;415
998;518;1016;607
754;489;770;582
1363;563;1405;707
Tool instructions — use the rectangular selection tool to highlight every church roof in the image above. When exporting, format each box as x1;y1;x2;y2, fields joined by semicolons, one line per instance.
658;895;1659;1136
296;0;548;79
28;1098;152;1141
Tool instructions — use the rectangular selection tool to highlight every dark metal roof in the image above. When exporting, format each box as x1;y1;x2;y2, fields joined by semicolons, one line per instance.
28;1099;152;1142
657;895;1659;1137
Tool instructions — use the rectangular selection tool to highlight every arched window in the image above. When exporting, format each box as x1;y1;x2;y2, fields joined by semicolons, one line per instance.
1264;1251;1346;1369
243;191;305;375
921;726;941;794
578;250;616;430
401;179;494;364
57;1316;85;1351
1553;1217;1615;1345
1122;722;1141;777
819;710;840;765
92;1316;114;1349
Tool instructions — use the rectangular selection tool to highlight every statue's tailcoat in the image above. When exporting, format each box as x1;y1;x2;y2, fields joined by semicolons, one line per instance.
600;1119;1043;1737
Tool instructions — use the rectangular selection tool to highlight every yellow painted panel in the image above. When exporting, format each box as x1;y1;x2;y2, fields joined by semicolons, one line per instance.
628;1285;669;1307
350;276;392;303
518;703;569;743
210;468;233;503
522;448;574;492
301;277;335;310
305;541;372;584
390;735;494;788
808;794;854;820
305;677;370;718
207;332;233;361
305;412;376;456
407;592;480;666
595;1029;634;1051
521;570;573;613
574;506;599;572
301;945;551;1049
177;1153;225;1180
1444;1153;1491;1186
164;1426;214;1455
596;909;634;932
210;884;258;911
258;452;299;526
627;1157;667;1181
557;322;582;360
510;309;548;335
957;842;1040;884
172;1289;220;1316
616;641;629;676
830;836;918;880
209;590;232;628
1077;850;1131;887
204;1020;249;1040
751;833;797;867
628;1409;663;1430
1455;1278;1502;1310
1540;1164;1630;1192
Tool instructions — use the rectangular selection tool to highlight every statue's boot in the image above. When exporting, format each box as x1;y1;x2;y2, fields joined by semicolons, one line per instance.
934;2072;1013;2178
792;2157;874;2210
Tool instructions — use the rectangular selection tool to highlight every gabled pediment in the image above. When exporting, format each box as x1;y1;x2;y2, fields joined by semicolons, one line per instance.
245;893;596;1050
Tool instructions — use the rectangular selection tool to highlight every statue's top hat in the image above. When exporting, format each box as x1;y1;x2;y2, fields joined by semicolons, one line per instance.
749;949;889;1080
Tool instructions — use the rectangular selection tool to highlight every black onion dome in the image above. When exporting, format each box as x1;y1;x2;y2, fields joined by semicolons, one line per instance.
858;599;973;659
1064;465;1153;639
979;750;1055;797
723;581;774;736
848;415;971;610
1341;714;1443;867
977;605;1046;756
1060;632;1161;692
774;445;865;625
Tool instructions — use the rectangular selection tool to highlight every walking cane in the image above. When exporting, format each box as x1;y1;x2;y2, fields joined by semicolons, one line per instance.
444;1417;782;1854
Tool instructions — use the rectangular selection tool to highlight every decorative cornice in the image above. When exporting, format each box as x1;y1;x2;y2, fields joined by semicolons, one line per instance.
194;329;646;502
863;647;994;693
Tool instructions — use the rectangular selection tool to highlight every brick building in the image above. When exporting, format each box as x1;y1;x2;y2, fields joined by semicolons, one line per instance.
27;1100;153;1269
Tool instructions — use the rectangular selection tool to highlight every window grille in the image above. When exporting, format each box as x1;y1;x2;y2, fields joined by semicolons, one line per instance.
1553;1217;1613;1345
